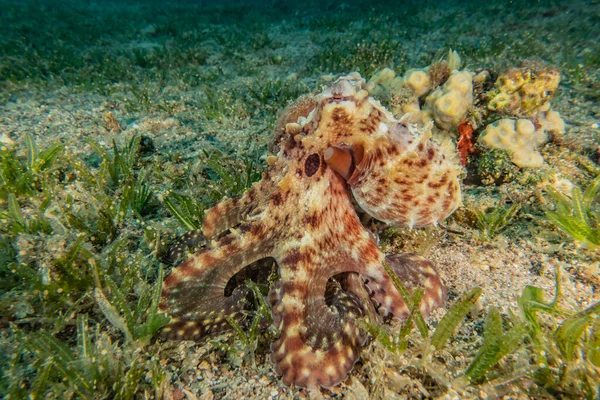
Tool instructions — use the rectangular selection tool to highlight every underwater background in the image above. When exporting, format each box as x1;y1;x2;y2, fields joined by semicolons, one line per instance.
1;0;599;398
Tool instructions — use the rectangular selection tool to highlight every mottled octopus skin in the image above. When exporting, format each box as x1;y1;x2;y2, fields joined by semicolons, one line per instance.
159;73;462;388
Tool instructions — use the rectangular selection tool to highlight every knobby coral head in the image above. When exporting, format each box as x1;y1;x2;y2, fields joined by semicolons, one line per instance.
159;72;462;388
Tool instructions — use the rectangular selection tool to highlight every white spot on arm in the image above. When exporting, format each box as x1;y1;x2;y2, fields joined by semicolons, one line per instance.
378;122;389;134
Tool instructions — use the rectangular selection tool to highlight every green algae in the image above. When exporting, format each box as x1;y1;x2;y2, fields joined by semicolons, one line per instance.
474;203;521;241
369;265;600;397
546;175;600;250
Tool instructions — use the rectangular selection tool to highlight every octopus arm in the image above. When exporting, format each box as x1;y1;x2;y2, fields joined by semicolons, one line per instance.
269;250;367;388
384;253;447;317
359;250;447;320
350;239;414;319
166;229;205;265
202;180;275;239
159;220;273;341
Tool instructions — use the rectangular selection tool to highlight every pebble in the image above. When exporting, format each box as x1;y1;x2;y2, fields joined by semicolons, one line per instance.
0;133;15;147
259;376;271;385
198;360;210;370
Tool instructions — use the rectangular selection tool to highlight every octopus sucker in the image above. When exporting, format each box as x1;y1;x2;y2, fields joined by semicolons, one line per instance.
160;73;462;388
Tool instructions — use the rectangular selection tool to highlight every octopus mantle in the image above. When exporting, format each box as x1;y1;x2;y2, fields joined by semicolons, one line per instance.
159;73;462;388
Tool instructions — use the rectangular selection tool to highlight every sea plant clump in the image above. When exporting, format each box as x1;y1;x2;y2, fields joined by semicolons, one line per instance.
546;175;600;250
0;134;173;397
364;267;600;398
473;202;521;241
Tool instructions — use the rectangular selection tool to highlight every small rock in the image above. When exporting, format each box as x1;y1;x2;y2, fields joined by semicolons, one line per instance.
0;133;16;147
173;388;185;400
259;376;271;386
198;361;210;370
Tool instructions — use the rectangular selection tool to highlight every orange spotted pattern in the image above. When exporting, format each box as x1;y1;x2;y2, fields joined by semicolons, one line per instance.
159;73;462;388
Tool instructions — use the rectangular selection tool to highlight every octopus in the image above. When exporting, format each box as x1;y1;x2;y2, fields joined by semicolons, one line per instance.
159;73;463;389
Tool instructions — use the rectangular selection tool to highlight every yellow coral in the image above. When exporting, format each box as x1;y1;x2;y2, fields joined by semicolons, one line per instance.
370;67;396;86
488;67;560;116
367;68;404;97
538;110;565;136
398;101;433;125
479;118;548;167
434;91;467;125
426;70;473;130
369;67;433;99
496;70;530;93
488;92;517;112
404;69;432;97
445;70;472;94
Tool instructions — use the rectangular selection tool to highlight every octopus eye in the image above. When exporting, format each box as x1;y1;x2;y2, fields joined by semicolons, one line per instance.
304;153;321;177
